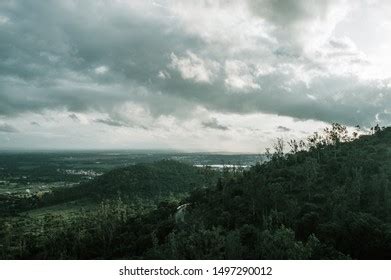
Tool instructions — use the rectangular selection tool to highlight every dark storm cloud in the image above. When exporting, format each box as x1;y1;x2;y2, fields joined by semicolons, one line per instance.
157;66;390;126
0;0;202;117
0;123;18;133
202;118;229;131
0;0;390;129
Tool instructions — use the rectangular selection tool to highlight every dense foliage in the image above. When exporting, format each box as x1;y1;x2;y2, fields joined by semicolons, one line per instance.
1;124;391;259
0;160;216;215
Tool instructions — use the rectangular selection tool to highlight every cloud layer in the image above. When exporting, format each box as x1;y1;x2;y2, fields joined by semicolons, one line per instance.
1;0;391;151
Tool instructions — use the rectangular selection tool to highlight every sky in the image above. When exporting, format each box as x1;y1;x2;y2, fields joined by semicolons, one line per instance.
1;0;391;152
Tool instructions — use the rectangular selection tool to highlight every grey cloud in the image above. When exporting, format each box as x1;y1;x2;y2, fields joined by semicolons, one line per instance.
246;0;346;54
277;126;291;132
246;0;341;28
95;118;148;130
247;0;329;25
329;39;351;50
0;0;390;132
0;123;18;133
326;38;368;63
202;118;229;131
0;0;202;117
158;64;390;126
95;118;128;127
68;114;80;122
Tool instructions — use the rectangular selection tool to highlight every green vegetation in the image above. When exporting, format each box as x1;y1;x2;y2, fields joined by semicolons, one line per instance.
1;124;391;259
0;160;217;215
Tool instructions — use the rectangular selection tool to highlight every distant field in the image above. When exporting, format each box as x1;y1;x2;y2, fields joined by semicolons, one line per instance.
0;151;264;195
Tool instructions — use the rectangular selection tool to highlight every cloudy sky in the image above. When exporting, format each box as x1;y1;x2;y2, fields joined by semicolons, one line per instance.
1;0;391;152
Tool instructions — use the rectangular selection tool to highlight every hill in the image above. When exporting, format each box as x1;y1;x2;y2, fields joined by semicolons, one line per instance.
1;125;391;259
0;160;217;215
157;126;391;259
142;125;391;259
82;159;216;198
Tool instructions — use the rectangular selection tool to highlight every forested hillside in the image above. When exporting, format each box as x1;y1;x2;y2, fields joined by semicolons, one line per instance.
0;160;217;215
1;124;391;259
154;125;391;259
83;160;217;198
